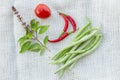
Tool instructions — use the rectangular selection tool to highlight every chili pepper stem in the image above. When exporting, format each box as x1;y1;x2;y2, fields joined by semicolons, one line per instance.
68;31;73;35
59;31;65;37
57;11;68;16
59;31;73;37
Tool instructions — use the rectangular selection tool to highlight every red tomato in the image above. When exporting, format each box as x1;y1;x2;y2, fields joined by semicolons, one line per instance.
34;4;51;19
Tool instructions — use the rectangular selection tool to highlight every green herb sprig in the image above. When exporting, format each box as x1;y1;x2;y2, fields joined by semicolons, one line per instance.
12;6;49;55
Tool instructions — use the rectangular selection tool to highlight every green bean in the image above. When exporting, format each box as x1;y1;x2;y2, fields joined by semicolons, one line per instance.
52;55;71;64
55;45;83;76
53;44;79;61
63;45;80;64
59;68;66;78
53;43;82;64
63;46;79;63
80;37;96;50
71;35;96;53
60;36;95;74
52;24;98;60
66;54;77;63
73;21;91;41
53;30;98;59
58;35;100;72
69;61;77;69
52;19;103;77
55;36;102;73
68;34;101;55
51;55;66;64
82;34;102;50
52;47;72;60
52;30;98;65
66;34;101;69
66;30;98;54
73;28;99;42
52;50;66;60
52;31;97;64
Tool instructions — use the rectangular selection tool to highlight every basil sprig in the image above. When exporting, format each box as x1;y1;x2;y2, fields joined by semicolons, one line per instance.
18;19;49;55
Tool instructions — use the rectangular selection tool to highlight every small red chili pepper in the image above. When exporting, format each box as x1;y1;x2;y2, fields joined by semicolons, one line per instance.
48;32;68;43
67;15;76;32
60;13;69;33
59;13;69;36
48;31;73;43
59;12;77;33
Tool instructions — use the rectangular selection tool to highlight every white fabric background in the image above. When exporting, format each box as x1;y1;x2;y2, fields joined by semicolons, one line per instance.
0;0;120;80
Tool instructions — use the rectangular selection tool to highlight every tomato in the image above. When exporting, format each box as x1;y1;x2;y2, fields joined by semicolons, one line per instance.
34;4;51;19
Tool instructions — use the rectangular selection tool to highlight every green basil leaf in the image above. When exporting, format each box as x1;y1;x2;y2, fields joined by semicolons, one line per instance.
33;21;40;31
35;21;40;28
40;47;45;56
29;43;41;52
39;25;49;34
26;32;33;39
43;36;48;45
25;29;29;35
30;19;35;27
30;19;40;31
18;36;28;46
20;41;31;53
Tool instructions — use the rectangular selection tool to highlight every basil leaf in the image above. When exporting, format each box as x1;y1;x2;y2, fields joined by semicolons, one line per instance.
18;36;28;46
30;19;35;27
26;32;33;39
25;29;29;35
29;43;41;52
39;25;49;34
33;21;40;31
20;41;31;53
30;19;40;31
43;36;48;45
40;47;45;56
35;21;40;28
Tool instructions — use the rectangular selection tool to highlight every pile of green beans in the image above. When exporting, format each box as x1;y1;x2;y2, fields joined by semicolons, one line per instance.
51;19;102;77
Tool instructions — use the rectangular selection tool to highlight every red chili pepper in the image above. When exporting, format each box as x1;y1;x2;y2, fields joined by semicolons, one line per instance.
48;31;73;43
48;12;77;43
59;14;69;32
67;15;76;32
59;12;77;33
48;32;69;43
59;13;69;36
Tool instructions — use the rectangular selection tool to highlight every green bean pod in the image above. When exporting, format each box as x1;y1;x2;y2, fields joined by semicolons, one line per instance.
73;20;91;41
52;30;98;60
55;35;102;73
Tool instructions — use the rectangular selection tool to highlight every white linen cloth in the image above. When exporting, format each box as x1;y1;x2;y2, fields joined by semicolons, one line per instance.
0;0;120;80
0;0;17;80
